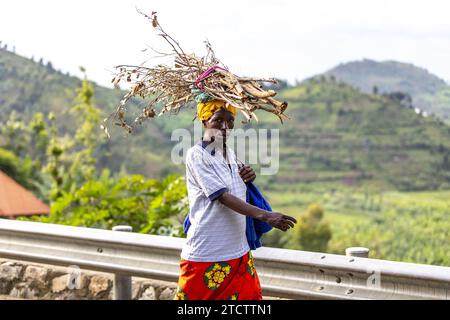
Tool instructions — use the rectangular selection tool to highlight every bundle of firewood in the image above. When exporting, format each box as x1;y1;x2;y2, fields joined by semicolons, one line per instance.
104;11;288;136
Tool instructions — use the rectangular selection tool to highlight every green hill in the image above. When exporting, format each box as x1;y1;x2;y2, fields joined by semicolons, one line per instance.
321;59;450;122
271;79;450;192
2;50;450;192
0;49;177;178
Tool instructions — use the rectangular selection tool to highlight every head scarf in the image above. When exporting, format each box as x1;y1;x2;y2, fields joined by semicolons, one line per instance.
197;100;237;122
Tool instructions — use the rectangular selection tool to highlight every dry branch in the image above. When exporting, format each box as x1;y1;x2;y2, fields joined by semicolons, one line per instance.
104;11;288;135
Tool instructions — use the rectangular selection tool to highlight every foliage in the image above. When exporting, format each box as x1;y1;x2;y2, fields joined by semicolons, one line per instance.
288;204;332;252
328;208;450;266
417;86;450;123
0;69;107;201
266;79;450;192
2;48;450;266
43;71;106;200
265;188;450;267
3;49;450;191
263;203;332;252
2;67;188;236
23;171;188;236
0;49;177;179
0;111;50;198
0;147;37;190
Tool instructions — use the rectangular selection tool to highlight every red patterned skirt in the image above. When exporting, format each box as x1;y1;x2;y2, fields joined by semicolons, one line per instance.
174;251;262;300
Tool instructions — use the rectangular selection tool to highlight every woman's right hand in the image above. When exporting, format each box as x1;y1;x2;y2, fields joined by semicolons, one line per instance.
262;212;297;232
218;192;297;231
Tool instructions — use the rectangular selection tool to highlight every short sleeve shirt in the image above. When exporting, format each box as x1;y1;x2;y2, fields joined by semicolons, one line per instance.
181;142;249;262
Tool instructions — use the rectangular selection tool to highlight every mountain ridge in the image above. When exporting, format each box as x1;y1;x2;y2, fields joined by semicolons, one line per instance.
2;49;450;192
319;58;450;122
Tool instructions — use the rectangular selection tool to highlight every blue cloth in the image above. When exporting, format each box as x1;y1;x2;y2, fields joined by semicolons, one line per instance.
183;181;273;250
244;181;273;249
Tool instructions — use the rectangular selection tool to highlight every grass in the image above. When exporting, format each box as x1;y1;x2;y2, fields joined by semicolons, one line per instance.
266;188;450;258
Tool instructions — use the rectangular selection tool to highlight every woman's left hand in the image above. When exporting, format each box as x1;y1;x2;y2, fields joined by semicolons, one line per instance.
239;165;256;183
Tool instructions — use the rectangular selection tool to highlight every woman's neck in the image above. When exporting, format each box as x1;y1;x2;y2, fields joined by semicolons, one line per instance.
202;137;228;160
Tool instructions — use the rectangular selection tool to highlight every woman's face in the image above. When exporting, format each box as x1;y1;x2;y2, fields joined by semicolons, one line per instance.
203;108;235;141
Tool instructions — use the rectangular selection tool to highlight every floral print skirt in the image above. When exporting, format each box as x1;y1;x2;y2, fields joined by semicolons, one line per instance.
174;251;262;300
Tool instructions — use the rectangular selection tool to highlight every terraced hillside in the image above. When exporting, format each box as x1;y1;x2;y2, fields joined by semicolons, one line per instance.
2;50;450;192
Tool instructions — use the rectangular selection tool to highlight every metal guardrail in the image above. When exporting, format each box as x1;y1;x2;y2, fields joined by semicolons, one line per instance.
0;219;449;300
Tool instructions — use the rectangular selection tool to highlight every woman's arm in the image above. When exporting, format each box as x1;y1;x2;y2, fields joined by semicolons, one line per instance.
218;192;297;231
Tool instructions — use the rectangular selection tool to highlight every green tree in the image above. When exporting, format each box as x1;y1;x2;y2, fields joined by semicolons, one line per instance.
290;203;332;252
43;68;105;200
0;148;25;183
0;111;49;163
26;171;188;236
2;66;190;236
261;228;291;248
0;111;50;198
1;69;106;202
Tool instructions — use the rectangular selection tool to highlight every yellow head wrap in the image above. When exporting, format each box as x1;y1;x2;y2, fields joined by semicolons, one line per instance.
197;100;237;122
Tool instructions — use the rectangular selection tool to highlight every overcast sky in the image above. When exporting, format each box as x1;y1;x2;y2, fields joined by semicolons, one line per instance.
1;0;450;87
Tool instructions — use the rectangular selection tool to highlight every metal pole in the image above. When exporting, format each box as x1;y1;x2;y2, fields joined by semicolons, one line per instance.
345;247;370;258
112;225;133;300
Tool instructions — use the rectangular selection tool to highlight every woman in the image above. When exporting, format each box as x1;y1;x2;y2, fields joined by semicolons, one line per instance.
175;100;297;300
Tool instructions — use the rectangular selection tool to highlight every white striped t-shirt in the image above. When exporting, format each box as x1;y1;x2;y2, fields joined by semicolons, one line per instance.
181;142;249;262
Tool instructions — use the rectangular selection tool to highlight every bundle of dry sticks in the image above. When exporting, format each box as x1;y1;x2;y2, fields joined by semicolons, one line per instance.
104;11;288;136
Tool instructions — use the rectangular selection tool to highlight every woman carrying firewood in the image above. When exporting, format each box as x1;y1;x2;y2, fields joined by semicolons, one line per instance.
108;12;296;300
174;100;297;300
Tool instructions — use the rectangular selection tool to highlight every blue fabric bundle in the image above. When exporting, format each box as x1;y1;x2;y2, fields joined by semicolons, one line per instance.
183;181;273;250
244;181;273;249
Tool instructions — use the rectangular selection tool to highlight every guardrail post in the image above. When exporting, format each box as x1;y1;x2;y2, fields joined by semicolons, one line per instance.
112;225;133;300
345;247;370;258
